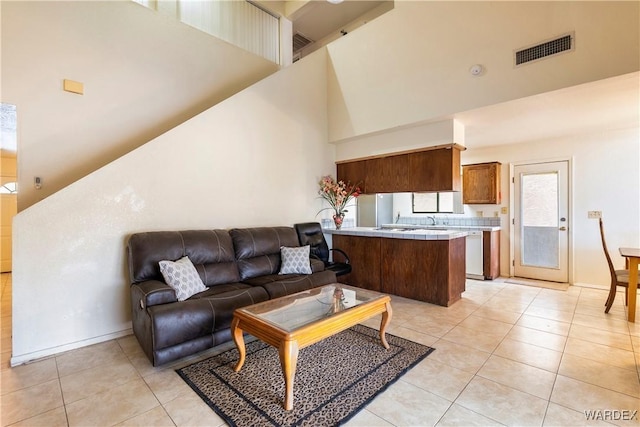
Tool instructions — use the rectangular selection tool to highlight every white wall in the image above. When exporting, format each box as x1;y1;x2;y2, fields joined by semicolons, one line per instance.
6;1;637;210
460;127;640;286
334;119;464;161
11;50;334;365
326;0;640;286
9;0;640;365
389;127;640;286
1;1;278;210
326;1;639;143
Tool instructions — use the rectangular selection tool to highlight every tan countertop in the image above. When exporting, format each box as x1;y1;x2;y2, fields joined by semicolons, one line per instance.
380;223;502;232
323;226;468;241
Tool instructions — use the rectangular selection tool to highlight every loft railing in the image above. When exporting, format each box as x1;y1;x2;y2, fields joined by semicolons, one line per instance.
133;0;280;64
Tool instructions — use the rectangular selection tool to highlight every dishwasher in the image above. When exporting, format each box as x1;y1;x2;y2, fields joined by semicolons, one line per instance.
465;230;484;280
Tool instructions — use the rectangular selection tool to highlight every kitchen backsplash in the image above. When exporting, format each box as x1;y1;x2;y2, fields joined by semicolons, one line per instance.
321;216;501;229
396;216;501;227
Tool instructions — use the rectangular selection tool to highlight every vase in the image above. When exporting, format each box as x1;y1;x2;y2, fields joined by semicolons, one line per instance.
333;213;345;230
328;287;345;314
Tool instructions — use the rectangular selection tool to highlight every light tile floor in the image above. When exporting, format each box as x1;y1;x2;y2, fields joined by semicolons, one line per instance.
1;272;639;426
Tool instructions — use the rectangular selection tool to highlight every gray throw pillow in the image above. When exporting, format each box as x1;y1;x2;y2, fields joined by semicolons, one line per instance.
159;256;207;301
279;245;312;275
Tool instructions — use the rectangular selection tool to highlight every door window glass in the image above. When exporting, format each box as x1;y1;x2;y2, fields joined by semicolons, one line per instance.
521;172;559;268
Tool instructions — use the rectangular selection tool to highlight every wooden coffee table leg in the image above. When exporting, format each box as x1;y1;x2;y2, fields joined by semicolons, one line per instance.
231;317;246;372
279;339;299;410
379;302;393;349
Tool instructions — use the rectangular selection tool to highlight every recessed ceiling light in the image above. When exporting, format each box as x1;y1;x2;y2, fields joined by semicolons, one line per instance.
327;0;344;4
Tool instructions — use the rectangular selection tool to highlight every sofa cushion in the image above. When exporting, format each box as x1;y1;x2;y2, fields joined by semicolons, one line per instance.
279;245;312;275
187;283;255;299
128;230;240;286
148;285;269;350
230;227;299;280
159;256;207;301
244;269;338;299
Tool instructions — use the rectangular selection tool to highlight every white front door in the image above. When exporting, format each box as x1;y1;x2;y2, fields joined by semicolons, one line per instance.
513;161;569;282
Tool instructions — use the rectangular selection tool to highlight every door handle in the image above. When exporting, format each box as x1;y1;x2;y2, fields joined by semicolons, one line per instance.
559;226;567;231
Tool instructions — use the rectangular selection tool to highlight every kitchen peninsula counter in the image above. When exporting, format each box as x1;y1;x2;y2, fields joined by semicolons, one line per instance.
326;227;466;306
324;226;468;240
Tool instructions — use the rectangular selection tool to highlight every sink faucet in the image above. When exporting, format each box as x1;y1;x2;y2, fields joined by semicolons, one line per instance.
427;215;437;226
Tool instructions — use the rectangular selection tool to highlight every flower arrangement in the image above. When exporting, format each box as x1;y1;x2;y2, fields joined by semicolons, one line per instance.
317;175;361;229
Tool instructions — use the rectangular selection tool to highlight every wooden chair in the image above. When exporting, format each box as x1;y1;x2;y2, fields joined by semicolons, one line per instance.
599;218;629;313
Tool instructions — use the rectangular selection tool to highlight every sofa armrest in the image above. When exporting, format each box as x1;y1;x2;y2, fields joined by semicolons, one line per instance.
131;280;177;309
310;257;325;273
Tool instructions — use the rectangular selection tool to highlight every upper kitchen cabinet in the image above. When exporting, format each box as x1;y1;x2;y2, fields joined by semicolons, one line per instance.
336;160;367;192
366;154;409;193
409;146;461;192
462;162;502;204
336;144;463;194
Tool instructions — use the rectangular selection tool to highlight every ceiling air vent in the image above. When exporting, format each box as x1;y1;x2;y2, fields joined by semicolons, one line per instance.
293;32;314;53
514;32;574;66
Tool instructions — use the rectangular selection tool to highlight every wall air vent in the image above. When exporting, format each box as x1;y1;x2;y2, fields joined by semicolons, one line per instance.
293;32;314;53
514;32;574;66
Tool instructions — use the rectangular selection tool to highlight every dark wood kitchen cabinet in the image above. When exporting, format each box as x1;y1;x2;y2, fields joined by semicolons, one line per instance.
483;230;500;280
333;234;466;306
332;235;382;292
380;237;466;306
409;147;461;192
336;160;367;192
363;158;385;193
336;144;463;194
462;162;501;204
366;154;409;193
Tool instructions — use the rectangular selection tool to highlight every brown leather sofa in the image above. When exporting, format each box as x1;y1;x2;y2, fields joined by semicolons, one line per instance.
127;227;337;366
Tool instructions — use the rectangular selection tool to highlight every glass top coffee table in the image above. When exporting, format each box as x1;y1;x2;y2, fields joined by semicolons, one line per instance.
231;283;392;410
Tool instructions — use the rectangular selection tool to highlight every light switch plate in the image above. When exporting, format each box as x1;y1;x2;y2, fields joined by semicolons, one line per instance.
588;210;602;219
63;79;84;95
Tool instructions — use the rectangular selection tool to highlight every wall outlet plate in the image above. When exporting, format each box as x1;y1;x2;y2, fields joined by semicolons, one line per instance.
588;210;602;219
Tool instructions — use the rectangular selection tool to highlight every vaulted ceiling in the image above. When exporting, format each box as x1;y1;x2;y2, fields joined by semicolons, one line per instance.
257;1;638;149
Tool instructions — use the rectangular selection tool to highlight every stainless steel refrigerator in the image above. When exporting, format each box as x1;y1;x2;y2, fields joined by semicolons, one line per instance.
357;194;394;227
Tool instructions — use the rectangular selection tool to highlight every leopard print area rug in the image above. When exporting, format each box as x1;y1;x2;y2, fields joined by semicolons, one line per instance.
176;324;435;427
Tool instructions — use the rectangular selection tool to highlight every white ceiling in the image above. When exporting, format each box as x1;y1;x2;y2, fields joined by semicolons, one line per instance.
286;1;638;150
454;72;640;149
291;1;386;42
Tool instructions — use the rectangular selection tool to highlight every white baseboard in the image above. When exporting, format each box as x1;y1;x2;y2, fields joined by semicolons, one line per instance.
10;328;133;367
